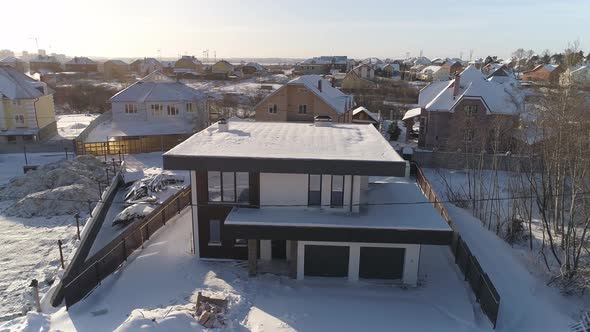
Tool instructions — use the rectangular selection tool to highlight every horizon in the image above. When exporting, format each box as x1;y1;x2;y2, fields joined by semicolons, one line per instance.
1;0;589;60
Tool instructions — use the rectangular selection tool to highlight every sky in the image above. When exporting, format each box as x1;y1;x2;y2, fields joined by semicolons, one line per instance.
1;0;588;61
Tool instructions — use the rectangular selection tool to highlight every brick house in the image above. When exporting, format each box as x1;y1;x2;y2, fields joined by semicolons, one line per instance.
254;75;354;122
409;65;522;151
103;60;129;80
29;56;62;74
522;64;565;84
65;57;98;72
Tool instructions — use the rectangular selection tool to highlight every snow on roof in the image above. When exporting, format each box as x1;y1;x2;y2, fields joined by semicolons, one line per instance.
165;120;404;163
0;57;22;63
225;177;450;231
303;56;348;65
422;65;522;115
66;57;95;65
571;65;590;74
85;119;195;142
287;75;352;114
418;80;450;107
29;56;59;63
352;106;380;122
402;108;422;120
244;62;265;71
0;66;49;99
108;71;204;103
421;65;443;74
105;59;128;66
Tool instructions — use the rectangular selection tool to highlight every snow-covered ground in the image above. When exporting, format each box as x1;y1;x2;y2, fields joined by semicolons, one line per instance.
7;210;495;331
53;114;99;140
185;78;281;101
0;153;77;320
423;168;585;330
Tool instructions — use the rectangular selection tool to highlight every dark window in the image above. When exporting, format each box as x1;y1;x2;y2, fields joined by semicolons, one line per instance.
209;219;221;245
463;129;475;142
464;105;478;116
298;104;307;114
268;104;277;114
208;171;249;203
308;174;322;206
331;175;344;207
7;136;17;143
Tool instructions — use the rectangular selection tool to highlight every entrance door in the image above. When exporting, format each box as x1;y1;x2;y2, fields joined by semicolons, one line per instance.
359;247;405;280
271;240;286;259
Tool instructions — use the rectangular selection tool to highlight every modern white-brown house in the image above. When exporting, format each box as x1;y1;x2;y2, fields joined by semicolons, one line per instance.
254;75;354;122
163;119;452;284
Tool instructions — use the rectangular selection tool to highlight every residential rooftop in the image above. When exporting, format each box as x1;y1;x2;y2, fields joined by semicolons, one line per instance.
287;75;353;114
0;66;52;99
108;71;204;103
164;120;406;176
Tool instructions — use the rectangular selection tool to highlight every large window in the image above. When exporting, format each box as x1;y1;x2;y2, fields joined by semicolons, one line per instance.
209;219;221;245
186;103;194;112
308;174;322;206
125;103;137;114
208;171;249;203
331;175;344;207
167;105;179;116
151;104;163;116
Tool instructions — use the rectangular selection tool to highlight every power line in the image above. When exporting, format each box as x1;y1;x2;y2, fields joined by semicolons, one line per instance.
0;190;589;209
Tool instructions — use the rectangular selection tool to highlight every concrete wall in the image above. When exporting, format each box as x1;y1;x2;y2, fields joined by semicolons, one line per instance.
296;241;420;286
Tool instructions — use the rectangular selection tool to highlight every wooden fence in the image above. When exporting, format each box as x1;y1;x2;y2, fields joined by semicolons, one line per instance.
62;187;191;308
74;134;192;156
415;165;501;329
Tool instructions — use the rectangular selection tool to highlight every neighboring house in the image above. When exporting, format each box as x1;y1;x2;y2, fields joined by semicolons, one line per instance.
29;55;62;74
351;63;375;80
560;65;590;86
522;64;565;83
351;106;381;128
376;63;400;78
162;119;451;284
212;60;235;77
410;65;522;151
160;61;176;75
294;56;351;75
130;58;163;76
0;57;26;72
442;61;463;75
106;71;206;138
64;57;98;72
0;65;57;143
103;60;129;80
174;56;203;77
255;75;354;122
242;62;266;75
341;70;378;90
418;66;450;81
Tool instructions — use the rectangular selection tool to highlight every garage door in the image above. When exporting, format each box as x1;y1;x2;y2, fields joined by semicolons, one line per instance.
304;245;349;277
359;247;405;280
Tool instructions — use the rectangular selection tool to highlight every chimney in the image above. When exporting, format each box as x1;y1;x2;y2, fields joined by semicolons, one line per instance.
314;115;332;127
218;117;229;132
453;73;460;97
317;79;322;92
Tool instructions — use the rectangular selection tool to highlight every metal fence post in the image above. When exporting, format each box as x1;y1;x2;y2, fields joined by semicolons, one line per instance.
58;240;65;269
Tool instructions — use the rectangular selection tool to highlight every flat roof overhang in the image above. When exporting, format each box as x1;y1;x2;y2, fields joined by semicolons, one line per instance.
224;223;452;245
163;155;406;177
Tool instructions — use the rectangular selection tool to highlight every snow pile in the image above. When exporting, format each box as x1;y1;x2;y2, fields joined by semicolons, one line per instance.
0;311;51;332
0;156;107;217
113;306;200;332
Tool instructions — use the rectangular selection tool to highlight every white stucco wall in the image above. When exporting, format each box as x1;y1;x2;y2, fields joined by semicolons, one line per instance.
260;173;308;206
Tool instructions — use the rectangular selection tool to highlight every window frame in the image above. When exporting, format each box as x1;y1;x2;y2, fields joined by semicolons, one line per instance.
186;102;194;113
167;105;179;116
208;219;222;246
464;104;478;117
207;171;250;204
330;175;345;207
124;103;137;114
268;103;277;114
14;114;25;126
308;174;322;206
298;104;307;114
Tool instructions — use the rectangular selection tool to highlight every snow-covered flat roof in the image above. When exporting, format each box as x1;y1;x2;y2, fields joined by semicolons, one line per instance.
166;120;402;162
164;120;406;175
225;177;451;231
86;119;194;142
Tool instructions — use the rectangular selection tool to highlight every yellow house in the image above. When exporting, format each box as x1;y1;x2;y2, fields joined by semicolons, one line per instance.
0;66;57;143
211;60;235;76
341;71;377;90
255;75;354;122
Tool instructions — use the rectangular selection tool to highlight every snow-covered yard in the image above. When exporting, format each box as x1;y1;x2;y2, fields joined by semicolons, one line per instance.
423;168;586;330
53;114;99;140
16;210;493;331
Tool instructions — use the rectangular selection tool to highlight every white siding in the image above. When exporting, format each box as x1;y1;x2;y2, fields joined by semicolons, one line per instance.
260;173;308;206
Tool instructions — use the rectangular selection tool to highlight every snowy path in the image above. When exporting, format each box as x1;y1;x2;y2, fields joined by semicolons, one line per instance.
446;205;575;331
44;211;492;332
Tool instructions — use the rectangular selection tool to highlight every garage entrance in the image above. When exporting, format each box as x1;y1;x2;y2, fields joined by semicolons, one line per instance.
359;247;405;280
304;245;349;277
